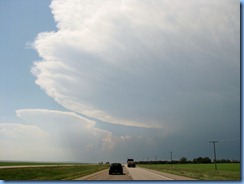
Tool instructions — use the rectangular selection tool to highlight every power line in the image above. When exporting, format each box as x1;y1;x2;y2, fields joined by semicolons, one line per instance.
216;138;239;142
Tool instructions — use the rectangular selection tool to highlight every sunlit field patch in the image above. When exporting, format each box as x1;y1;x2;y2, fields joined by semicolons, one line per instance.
0;164;108;180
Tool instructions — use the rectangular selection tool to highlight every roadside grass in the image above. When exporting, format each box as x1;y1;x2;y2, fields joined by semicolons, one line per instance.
138;163;240;180
0;164;108;180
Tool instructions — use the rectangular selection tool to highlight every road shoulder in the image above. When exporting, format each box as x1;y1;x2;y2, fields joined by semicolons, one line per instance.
74;169;108;180
138;167;197;180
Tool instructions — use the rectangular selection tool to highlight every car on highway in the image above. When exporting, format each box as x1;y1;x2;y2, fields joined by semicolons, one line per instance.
109;163;123;175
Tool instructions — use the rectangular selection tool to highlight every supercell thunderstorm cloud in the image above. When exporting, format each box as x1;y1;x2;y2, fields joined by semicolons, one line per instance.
0;0;240;162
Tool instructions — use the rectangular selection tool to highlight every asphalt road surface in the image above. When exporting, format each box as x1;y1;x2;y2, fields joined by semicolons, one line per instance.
76;165;196;180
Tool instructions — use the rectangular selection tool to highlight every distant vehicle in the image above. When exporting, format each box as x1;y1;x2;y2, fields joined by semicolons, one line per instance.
109;163;123;175
127;158;136;167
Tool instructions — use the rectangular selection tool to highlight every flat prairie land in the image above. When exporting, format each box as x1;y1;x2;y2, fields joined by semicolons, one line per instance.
138;163;240;180
0;161;67;166
0;164;108;180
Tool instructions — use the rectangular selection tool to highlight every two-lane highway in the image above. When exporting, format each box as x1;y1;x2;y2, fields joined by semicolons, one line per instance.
76;165;196;180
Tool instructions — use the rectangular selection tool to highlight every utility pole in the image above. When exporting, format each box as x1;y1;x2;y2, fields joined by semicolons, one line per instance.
209;141;219;170
170;151;173;167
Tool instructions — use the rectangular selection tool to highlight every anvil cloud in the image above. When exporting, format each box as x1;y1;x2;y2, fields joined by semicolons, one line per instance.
32;0;239;129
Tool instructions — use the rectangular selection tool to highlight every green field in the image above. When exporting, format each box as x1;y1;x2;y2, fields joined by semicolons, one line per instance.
0;163;108;180
138;163;240;180
0;161;71;166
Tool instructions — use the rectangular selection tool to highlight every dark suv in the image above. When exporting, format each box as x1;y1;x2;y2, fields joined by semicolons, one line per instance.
109;163;123;175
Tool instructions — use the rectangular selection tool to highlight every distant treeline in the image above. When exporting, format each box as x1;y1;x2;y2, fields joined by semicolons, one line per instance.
136;157;240;164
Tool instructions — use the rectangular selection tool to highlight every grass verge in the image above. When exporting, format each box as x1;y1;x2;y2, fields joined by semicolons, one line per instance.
138;163;240;180
0;164;108;180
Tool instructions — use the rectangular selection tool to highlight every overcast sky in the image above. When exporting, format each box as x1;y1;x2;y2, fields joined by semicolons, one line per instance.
0;0;240;163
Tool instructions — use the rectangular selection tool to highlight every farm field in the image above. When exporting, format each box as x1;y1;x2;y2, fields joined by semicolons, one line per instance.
0;161;72;166
0;163;108;180
138;163;240;180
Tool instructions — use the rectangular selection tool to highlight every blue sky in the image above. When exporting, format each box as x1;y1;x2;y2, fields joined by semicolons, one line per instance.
0;0;240;163
0;0;64;122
